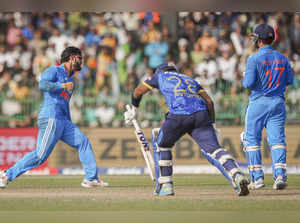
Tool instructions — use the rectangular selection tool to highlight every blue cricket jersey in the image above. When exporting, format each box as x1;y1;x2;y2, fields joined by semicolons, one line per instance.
38;64;74;120
143;71;207;115
243;46;293;101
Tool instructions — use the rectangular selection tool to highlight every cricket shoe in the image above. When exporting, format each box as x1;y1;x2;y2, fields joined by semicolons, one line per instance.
248;178;265;190
158;182;174;196
0;171;9;188
234;173;249;196
273;176;287;190
81;179;109;188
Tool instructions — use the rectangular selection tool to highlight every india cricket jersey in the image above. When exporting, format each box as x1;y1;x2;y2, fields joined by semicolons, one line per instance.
143;71;207;115
38;64;74;120
243;46;293;101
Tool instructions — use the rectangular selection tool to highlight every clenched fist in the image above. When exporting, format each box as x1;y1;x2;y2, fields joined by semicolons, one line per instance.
61;82;74;92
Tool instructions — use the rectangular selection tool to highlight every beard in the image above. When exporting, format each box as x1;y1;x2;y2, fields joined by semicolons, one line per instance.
74;62;82;71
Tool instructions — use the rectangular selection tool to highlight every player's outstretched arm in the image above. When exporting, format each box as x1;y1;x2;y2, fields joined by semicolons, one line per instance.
198;90;215;123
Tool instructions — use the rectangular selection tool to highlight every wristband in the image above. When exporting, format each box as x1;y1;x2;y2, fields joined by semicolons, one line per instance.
131;93;142;107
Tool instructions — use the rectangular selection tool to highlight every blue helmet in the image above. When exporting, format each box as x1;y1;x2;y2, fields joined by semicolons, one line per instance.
251;24;275;44
155;62;178;73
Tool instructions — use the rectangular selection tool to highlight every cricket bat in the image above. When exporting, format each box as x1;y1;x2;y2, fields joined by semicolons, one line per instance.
126;105;155;181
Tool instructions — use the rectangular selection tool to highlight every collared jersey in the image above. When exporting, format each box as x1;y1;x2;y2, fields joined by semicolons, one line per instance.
243;46;294;101
143;71;207;115
38;64;74;120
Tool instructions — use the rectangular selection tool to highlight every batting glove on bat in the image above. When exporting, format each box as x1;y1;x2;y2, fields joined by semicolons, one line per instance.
124;104;138;125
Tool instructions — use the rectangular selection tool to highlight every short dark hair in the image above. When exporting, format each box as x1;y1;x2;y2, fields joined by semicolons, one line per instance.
60;46;82;63
261;38;273;45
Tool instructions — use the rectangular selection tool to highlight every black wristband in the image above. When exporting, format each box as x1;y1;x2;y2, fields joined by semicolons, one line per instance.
131;93;142;107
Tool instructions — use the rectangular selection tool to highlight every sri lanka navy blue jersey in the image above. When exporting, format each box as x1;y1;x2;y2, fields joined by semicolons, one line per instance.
38;64;74;120
143;71;207;115
243;46;293;101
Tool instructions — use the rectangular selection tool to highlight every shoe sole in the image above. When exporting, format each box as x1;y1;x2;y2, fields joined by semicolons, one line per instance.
81;183;109;188
248;184;265;190
274;183;287;190
158;192;175;196
238;179;249;196
81;183;93;188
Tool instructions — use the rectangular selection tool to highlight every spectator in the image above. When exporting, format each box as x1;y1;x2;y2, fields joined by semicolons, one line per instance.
195;53;218;84
144;32;168;69
6;19;21;47
48;27;68;57
197;29;218;56
95;102;116;127
213;70;232;96
289;14;300;55
190;42;205;66
217;51;237;83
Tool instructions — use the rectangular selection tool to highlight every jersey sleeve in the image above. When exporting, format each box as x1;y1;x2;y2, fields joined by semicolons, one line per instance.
286;60;294;86
38;66;63;92
143;73;159;89
243;55;257;89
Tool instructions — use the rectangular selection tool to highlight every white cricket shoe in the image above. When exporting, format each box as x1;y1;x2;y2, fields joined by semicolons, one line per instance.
0;171;8;188
273;176;287;190
248;178;265;190
81;179;109;188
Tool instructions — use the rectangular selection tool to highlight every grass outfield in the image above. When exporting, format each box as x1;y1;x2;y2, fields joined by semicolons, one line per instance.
0;174;300;223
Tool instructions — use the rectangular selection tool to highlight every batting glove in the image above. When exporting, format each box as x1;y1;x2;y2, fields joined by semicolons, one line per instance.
124;104;138;125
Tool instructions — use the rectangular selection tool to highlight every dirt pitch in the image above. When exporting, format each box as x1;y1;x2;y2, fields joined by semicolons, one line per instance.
0;175;300;223
2;185;300;201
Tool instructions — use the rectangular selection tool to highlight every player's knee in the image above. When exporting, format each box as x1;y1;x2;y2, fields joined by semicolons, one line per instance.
244;146;260;153
35;150;47;165
271;144;286;150
79;135;90;146
210;148;235;166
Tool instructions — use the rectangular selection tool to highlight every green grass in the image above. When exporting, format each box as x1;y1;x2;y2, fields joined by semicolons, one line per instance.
0;174;300;223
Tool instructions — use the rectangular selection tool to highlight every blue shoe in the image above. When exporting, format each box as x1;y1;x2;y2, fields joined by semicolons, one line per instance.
273;176;287;190
158;183;174;196
234;173;249;196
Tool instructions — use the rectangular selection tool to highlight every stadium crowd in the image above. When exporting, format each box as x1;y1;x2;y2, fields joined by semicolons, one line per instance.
0;12;299;128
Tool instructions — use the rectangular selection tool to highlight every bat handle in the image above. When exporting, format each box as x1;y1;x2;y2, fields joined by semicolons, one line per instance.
132;119;140;131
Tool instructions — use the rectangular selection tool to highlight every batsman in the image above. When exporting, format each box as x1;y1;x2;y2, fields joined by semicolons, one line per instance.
125;62;250;196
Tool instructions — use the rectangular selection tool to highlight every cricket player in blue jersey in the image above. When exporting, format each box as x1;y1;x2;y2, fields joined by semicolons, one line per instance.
241;24;294;190
0;46;108;188
125;62;250;196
